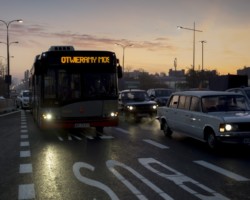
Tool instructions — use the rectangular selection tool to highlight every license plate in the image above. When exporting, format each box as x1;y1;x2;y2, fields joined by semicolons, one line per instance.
74;123;90;128
243;138;250;144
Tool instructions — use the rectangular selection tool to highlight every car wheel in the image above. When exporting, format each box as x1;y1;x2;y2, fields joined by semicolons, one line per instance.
162;121;172;137
206;131;218;150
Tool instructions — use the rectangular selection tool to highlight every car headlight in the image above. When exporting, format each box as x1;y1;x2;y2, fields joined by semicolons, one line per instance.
152;105;158;110
127;106;134;111
219;124;238;132
43;113;53;120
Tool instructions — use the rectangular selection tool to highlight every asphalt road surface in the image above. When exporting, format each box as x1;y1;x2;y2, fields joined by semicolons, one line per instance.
0;110;250;200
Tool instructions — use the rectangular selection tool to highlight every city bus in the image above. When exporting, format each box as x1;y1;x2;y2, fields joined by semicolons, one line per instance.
30;46;122;133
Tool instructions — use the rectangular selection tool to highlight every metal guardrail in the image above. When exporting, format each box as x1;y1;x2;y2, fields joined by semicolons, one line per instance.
0;98;16;114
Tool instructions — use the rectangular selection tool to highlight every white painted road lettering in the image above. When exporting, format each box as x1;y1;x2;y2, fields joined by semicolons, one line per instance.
139;158;230;200
73;162;119;200
73;158;231;200
106;160;173;200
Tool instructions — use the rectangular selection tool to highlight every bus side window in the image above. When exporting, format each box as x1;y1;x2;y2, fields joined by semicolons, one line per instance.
71;74;81;99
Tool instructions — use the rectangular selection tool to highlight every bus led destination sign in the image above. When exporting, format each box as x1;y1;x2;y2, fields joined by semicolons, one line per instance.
61;56;110;64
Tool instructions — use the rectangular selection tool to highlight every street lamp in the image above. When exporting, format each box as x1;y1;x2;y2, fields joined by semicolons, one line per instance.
0;19;23;98
200;40;207;88
115;43;133;73
177;22;202;71
200;40;207;71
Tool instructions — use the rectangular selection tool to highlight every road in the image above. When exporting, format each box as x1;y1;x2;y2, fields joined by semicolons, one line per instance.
0;110;250;200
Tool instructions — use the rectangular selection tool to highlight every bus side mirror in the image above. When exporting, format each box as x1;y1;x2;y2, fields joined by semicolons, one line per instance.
117;65;123;79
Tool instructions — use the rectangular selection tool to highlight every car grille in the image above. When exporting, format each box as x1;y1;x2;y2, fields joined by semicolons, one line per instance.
237;123;250;132
135;105;155;112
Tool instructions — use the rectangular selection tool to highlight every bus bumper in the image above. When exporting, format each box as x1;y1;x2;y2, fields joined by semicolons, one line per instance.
39;117;119;129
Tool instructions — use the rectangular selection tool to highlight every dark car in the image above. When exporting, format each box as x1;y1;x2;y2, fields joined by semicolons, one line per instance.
118;89;158;121
147;88;174;106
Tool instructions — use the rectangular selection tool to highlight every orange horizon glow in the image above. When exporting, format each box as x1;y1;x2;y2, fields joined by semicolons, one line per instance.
0;1;249;81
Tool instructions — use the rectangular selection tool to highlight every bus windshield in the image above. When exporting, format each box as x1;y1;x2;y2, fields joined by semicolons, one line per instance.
44;69;117;103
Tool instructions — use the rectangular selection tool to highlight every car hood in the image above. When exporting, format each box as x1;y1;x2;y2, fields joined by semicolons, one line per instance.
124;101;157;106
155;96;169;100
210;111;250;123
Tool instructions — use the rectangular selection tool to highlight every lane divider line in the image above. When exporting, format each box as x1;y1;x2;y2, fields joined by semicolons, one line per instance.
194;160;249;181
143;139;169;149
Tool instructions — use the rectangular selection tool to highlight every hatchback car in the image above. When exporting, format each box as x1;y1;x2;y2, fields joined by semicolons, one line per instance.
119;89;158;121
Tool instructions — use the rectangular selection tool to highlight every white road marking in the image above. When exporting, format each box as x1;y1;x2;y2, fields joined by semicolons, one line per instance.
194;160;250;181
72;135;82;140
18;184;35;200
20;129;28;133
140;158;229;200
99;135;114;139
20;150;31;157
68;135;72;141
114;127;130;134
73;162;120;200
19;164;33;173
20;141;30;147
21;135;29;139
143;139;169;149
106;159;173;200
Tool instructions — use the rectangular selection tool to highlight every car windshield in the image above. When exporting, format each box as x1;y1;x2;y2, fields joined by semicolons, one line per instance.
155;90;172;97
122;91;149;102
202;95;248;112
244;89;250;99
23;92;30;97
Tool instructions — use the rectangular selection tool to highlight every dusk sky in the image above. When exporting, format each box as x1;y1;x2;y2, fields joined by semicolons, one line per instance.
1;0;250;80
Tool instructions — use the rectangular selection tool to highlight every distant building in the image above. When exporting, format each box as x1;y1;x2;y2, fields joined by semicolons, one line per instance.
169;69;185;77
237;66;250;85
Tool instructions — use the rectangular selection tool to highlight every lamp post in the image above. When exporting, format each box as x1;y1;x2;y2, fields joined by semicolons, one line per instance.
177;22;202;71
200;40;207;88
200;40;207;71
115;43;133;73
0;19;23;97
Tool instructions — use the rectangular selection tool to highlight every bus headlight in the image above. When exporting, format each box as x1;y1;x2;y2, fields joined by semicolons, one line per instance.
43;113;53;120
110;112;118;117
